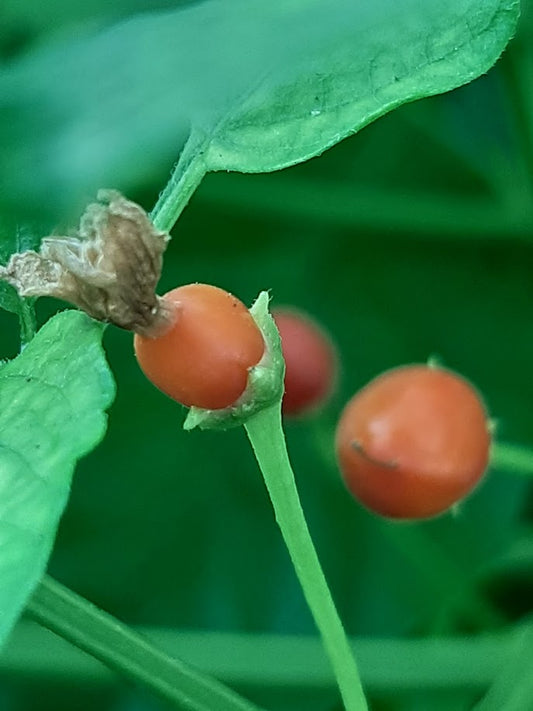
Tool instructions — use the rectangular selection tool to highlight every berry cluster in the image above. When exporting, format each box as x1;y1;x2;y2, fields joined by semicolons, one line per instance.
135;283;491;521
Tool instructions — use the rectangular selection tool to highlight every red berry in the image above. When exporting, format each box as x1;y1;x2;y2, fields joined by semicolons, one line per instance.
134;284;265;409
273;308;337;416
335;364;491;519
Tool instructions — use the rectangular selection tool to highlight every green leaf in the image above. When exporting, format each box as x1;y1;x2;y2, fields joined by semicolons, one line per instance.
0;310;115;644
0;0;519;220
200;0;521;173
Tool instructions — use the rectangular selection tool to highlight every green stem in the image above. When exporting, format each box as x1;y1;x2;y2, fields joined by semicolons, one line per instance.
490;442;533;477
244;404;368;711
151;133;209;233
25;576;263;711
18;297;36;347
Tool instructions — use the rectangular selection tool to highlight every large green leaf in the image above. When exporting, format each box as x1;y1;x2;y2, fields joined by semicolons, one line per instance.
0;311;115;644
0;0;519;220
199;0;521;173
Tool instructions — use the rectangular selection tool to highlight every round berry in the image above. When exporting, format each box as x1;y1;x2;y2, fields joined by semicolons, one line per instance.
134;284;265;410
273;308;337;416
335;364;491;519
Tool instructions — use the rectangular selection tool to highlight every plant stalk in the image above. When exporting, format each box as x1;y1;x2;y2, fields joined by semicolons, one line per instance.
490;442;533;477
151;134;208;234
25;576;263;711
18;297;36;347
244;403;368;711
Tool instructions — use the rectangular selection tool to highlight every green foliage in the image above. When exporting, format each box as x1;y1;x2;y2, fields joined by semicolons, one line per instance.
0;311;114;644
0;0;519;225
25;577;264;711
198;0;520;174
0;1;531;710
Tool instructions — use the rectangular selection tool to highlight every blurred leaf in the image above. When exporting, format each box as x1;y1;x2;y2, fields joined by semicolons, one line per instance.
0;622;522;693
0;311;115;644
472;623;533;710
0;0;520;219
0;0;197;40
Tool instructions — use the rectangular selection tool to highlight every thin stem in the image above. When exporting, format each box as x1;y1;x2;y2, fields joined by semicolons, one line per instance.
490;442;533;477
25;576;263;711
18;297;36;347
151;133;209;233
244;404;368;711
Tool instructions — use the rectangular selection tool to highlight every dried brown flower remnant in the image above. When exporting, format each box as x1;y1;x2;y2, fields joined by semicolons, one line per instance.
0;190;172;336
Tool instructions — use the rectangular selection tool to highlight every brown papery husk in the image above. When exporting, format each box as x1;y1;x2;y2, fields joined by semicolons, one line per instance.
0;190;172;336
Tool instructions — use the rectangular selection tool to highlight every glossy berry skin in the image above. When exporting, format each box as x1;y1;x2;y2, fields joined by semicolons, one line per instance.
134;284;265;410
335;365;491;520
272;308;337;417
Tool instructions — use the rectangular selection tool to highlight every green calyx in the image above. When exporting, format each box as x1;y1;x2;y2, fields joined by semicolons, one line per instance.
183;291;285;431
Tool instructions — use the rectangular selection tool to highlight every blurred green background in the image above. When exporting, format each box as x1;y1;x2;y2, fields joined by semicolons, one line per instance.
1;1;533;710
